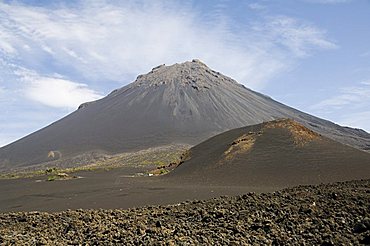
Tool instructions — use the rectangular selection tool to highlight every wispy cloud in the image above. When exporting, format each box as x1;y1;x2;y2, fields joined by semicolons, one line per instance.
248;3;267;10
0;0;339;146
311;81;370;132
252;16;337;57
311;81;370;110
16;68;103;109
0;1;336;89
0;29;17;54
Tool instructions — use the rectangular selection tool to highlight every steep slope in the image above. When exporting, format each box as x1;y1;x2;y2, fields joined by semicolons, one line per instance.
168;119;370;187
0;60;370;172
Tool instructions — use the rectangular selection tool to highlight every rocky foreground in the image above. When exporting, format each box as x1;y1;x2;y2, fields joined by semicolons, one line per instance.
0;180;369;245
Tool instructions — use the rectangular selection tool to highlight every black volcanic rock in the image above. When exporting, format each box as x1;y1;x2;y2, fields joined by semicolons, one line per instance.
0;60;369;171
0;180;369;245
168;119;370;187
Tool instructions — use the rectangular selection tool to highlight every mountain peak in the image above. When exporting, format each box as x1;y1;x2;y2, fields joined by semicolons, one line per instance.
131;59;237;89
2;60;370;171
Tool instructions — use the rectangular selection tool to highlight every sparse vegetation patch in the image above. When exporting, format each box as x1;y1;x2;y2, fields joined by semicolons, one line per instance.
0;144;189;180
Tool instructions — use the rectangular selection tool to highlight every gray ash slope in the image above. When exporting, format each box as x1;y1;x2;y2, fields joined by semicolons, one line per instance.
168;119;370;187
1;59;370;171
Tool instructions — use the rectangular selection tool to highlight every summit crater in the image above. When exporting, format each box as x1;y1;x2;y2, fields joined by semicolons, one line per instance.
121;59;238;91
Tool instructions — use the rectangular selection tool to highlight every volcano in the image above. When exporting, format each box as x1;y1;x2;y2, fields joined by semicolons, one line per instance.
168;119;370;187
1;59;369;172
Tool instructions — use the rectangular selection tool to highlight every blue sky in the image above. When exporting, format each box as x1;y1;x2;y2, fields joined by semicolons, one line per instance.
0;0;370;147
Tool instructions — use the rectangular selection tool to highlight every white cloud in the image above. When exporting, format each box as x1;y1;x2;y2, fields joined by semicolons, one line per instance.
0;31;16;54
311;82;370;110
248;3;267;10
0;1;342;145
361;81;370;86
252;16;337;57
16;68;102;109
0;1;336;89
310;81;370;132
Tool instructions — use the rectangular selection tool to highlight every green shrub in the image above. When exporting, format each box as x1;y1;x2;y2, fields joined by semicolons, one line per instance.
47;175;57;181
